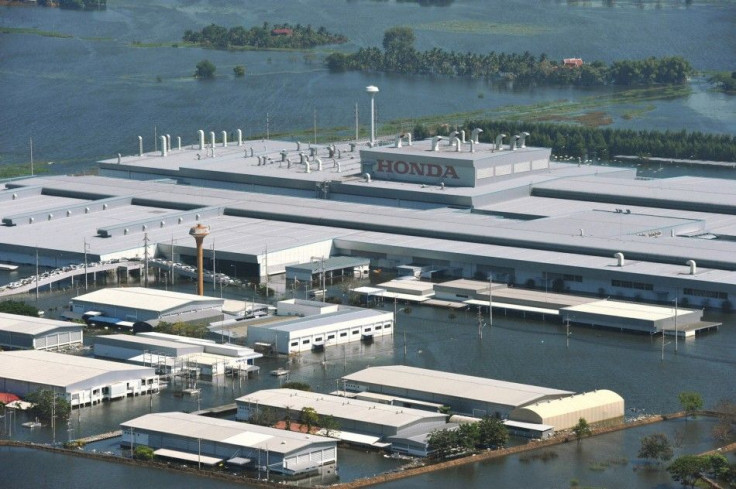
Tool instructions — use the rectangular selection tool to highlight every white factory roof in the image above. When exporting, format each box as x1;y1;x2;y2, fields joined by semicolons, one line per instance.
237;389;446;428
0;313;83;335
72;287;223;313
255;307;393;334
121;412;334;455
0;350;155;389
342;365;572;409
561;300;694;321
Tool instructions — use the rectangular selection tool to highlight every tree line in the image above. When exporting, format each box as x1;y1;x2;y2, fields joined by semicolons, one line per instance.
327;27;692;87
412;120;736;162
36;0;106;9
183;22;347;50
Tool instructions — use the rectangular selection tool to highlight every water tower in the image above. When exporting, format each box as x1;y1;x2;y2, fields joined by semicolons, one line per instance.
189;223;210;296
366;85;379;146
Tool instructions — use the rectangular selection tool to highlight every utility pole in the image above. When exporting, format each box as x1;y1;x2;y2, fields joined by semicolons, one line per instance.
84;238;89;290
674;297;678;353
35;248;39;301
143;232;149;287
565;316;571;348
488;276;493;329
30;137;34;176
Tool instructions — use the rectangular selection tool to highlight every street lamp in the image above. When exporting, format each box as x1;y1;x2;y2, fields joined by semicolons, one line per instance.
83;238;90;290
366;85;379;146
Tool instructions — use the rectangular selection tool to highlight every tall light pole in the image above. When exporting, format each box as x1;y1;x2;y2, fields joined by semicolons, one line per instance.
189;223;210;296
488;275;493;330
674;297;678;353
83;238;90;290
366;85;379;146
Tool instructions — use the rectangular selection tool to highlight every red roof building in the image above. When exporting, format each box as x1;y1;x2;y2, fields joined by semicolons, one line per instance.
0;393;21;404
271;28;293;36
563;58;584;68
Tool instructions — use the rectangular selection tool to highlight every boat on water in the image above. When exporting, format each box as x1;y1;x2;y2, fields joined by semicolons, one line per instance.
0;264;19;271
270;367;290;377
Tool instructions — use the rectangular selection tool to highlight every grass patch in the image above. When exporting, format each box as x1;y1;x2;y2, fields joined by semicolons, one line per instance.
0;164;46;179
414;20;554;36
0;27;72;38
519;450;559;463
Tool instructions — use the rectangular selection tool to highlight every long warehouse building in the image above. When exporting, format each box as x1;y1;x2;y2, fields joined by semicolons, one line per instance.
121;412;337;475
0;350;159;406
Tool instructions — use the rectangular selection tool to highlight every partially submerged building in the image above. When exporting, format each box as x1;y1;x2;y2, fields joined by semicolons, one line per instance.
0;313;83;351
236;388;447;453
342;365;572;418
70;287;225;328
121;412;337;475
247;307;393;354
0;350;158;406
93;333;261;376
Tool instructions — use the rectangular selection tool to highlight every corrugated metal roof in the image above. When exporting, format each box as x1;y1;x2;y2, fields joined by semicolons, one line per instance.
0;313;83;336
256;308;392;333
562;300;694;321
342;365;572;408
72;287;223;314
237;389;446;429
0;350;154;388
121;412;334;454
512;390;624;419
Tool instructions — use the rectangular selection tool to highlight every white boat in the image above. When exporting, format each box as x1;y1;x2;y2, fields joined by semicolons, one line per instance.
270;367;290;377
0;264;18;271
22;419;42;429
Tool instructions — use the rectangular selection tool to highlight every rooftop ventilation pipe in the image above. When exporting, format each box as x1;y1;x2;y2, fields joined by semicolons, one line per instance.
281;150;288;162
471;128;483;144
495;134;506;151
197;130;205;150
209;131;216;150
614;252;625;267
364;173;371;183
249;147;254;157
579;228;584;237
451;135;462;152
316;157;323;171
469;140;476;153
160;135;168;157
297;141;301;151
328;145;335;158
520;131;530;148
117;153;122;164
448;131;459;145
395;134;403;148
305;160;311;173
138;136;143;156
461;130;466;143
237;129;243;146
222;131;228;147
686;259;697;275
177;136;181;151
510;135;520;151
166;134;171;152
336;162;342;172
431;136;444;151
299;152;306;165
310;147;317;157
350;143;356;152
286;158;291;169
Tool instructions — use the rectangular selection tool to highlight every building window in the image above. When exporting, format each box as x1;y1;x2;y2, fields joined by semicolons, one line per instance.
290;341;298;347
327;334;335;340
352;330;359;335
302;339;310;345
375;325;382;330
315;337;323;342
364;327;371;332
611;279;653;291
340;332;347;337
684;288;727;299
384;324;391;329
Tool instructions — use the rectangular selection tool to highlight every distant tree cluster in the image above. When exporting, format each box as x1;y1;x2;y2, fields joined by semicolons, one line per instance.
327;28;693;87
183;22;347;50
37;0;106;9
427;417;508;458
667;453;732;488
155;321;209;338
411;120;736;162
25;389;71;424
0;300;39;317
709;71;736;93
